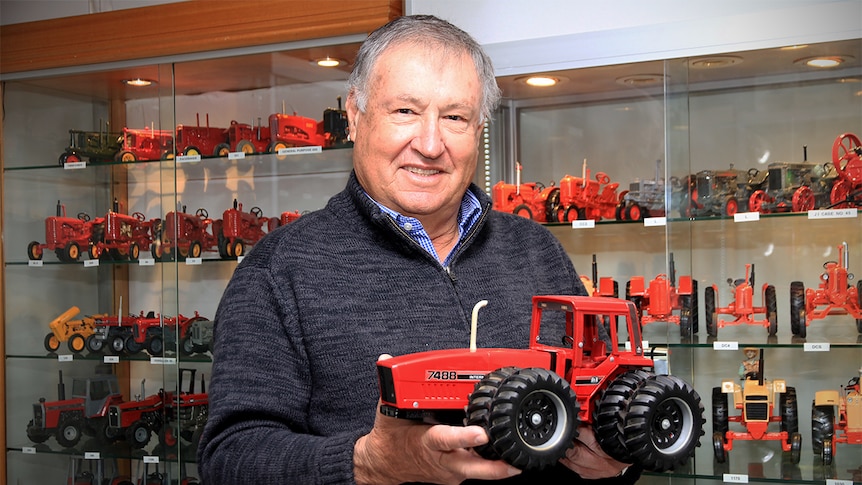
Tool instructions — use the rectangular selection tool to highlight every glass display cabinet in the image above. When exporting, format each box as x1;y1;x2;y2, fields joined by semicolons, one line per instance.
2;2;861;483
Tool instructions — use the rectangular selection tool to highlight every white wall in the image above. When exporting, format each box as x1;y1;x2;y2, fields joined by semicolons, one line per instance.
0;0;184;25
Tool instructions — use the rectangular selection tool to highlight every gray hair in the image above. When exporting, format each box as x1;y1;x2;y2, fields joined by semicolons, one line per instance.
347;15;502;123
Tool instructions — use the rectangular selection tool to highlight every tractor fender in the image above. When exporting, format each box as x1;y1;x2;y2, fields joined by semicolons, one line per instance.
677;275;693;294
814;389;840;407
773;379;787;394
629;276;646;295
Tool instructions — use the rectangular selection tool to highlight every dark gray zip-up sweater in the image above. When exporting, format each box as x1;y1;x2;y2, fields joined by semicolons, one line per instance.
197;171;605;484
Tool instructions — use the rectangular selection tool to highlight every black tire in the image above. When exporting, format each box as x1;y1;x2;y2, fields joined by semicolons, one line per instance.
765;285;778;336
129;242;140;261
790;281;806;337
28;241;43;261
679;295;692;338
486;368;579;470
691;280;699;334
189;240;203;259
513;204;533;219
780;387;799;440
712;387;729;437
624;374;705;472
126;421;151;449
594;369;653;462
147;335;164;356
63;241;81;263
705;286;717;337
56;414;83;448
26;420;51;444
217;233;229;259
95;418;123;444
110;335;126;354
712;431;727;463
821;437;833;466
811;403;834;458
44;333;61;353
466;366;519;460
790;432;802;464
180;336;195;356
125;336;143;355
86;334;105;353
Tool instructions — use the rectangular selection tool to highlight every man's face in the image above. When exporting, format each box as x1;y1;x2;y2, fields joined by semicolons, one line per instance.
347;42;484;221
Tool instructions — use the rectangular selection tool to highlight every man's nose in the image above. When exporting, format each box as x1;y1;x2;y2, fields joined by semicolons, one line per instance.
411;117;445;159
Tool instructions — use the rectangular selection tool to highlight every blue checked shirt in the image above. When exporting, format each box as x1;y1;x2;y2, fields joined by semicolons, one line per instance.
368;190;482;267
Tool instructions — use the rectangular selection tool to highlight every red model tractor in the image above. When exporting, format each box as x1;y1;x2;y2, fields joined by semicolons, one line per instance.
115;126;174;162
84;310;165;356
88;199;158;261
790;242;862;338
268;112;326;150
228;118;271;155
747;162;827;214
377;295;705;472
626;253;699;337
220;199;280;258
829;132;862;208
812;369;862;465
153;205;223;261
679;168;742;218
28;200;100;262
175;113;230;157
712;349;802;464
705;263;778;337
492;163;560;223
557;160;620;222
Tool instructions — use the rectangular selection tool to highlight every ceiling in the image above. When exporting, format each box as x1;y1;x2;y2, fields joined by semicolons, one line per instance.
11;39;861;104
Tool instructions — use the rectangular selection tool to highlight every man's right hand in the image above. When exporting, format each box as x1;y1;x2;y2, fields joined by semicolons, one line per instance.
353;403;522;485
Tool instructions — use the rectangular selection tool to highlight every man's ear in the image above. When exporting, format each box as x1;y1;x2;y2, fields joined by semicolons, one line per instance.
346;92;360;142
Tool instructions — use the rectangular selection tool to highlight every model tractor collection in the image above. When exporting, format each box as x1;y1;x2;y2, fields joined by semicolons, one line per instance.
811;369;862;465
704;264;778;337
626;253;699;338
376;295;705;472
790;242;862;337
712;348;802;464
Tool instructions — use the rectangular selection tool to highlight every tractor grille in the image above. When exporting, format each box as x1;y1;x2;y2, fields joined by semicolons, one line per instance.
108;406;120;427
745;402;768;421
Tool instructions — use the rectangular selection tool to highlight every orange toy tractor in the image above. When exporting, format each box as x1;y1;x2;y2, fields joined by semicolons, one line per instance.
704;263;778;337
626;253;699;338
712;349;802;464
557;159;620;222
829;132;862;208
790;242;862;338
491;162;560;223
812;369;862;465
377;295;705;472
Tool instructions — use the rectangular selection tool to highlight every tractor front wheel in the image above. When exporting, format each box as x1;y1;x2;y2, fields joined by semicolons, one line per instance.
56;415;83;448
67;333;86;353
790;432;802;464
486;368;579;470
712;431;727;463
27;241;43;261
790;281;807;337
44;333;61;353
86;335;104;353
513;204;533;220
780;387;799;440
765;285;778;336
624;374;705;472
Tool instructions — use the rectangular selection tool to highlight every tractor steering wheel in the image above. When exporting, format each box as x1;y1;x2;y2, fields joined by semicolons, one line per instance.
132;211;146;222
250;207;263;218
595;172;611;184
77;212;90;222
195;208;209;219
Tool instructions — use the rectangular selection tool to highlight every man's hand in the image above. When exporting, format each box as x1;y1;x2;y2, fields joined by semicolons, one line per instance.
559;425;630;479
353;404;521;485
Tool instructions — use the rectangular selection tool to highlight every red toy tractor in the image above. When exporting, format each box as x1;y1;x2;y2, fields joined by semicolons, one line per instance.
228;118;271;155
679;169;742;218
747;162;823;214
153;205;223;261
812;369;862;465
557;159;620;222
220;199;280;258
705;264;777;337
712;349;802;464
28;200;100;262
175;113;230;157
829;132;862;208
115;126;174;162
626;253;699;337
268;112;326;150
790;242;862;338
88;199;158;261
492;163;560;223
377;295;705;472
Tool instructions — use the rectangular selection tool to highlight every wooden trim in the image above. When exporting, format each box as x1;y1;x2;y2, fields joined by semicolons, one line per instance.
1;0;403;74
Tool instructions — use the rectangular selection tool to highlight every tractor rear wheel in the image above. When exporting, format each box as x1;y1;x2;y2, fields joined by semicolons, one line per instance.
56;414;83;448
126;421;152;449
594;369;653;463
513;204;533;220
67;333;86;353
86;335;104;353
44;333;61;353
679;296;692;338
486;368;579;470
811;403;834;462
125;336;143;355
790;281;807;337
467;366;519;460
780;387;799;440
705;286;717;337
624;374;704;472
691;280;699;334
147;335;163;356
765;285;778;336
712;387;729;437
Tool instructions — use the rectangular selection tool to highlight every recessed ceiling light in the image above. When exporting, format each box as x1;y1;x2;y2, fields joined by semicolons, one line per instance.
615;74;666;86
524;76;560;87
687;56;744;69
123;78;154;87
780;45;808;51
314;57;345;68
796;55;849;68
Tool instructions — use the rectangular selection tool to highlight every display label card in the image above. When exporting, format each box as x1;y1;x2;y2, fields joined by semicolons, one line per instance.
278;146;322;156
733;212;759;223
723;473;748;483
138;258;155;266
103;355;120;364
571;220;595;229
625;340;648;350
804;342;830;352
228;151;246;160
185;257;202;265
826;479;852;485
150;357;177;365
84;452;100;460
176;155;201;163
143;456;160;464
58;354;73;362
21;447;36;454
644;217;666;227
713;341;739;351
63;161;86;170
28;260;43;267
808;208;857;219
84;259;99;267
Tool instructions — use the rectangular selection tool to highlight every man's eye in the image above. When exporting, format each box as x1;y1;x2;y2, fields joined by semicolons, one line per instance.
396;108;414;115
445;115;466;122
